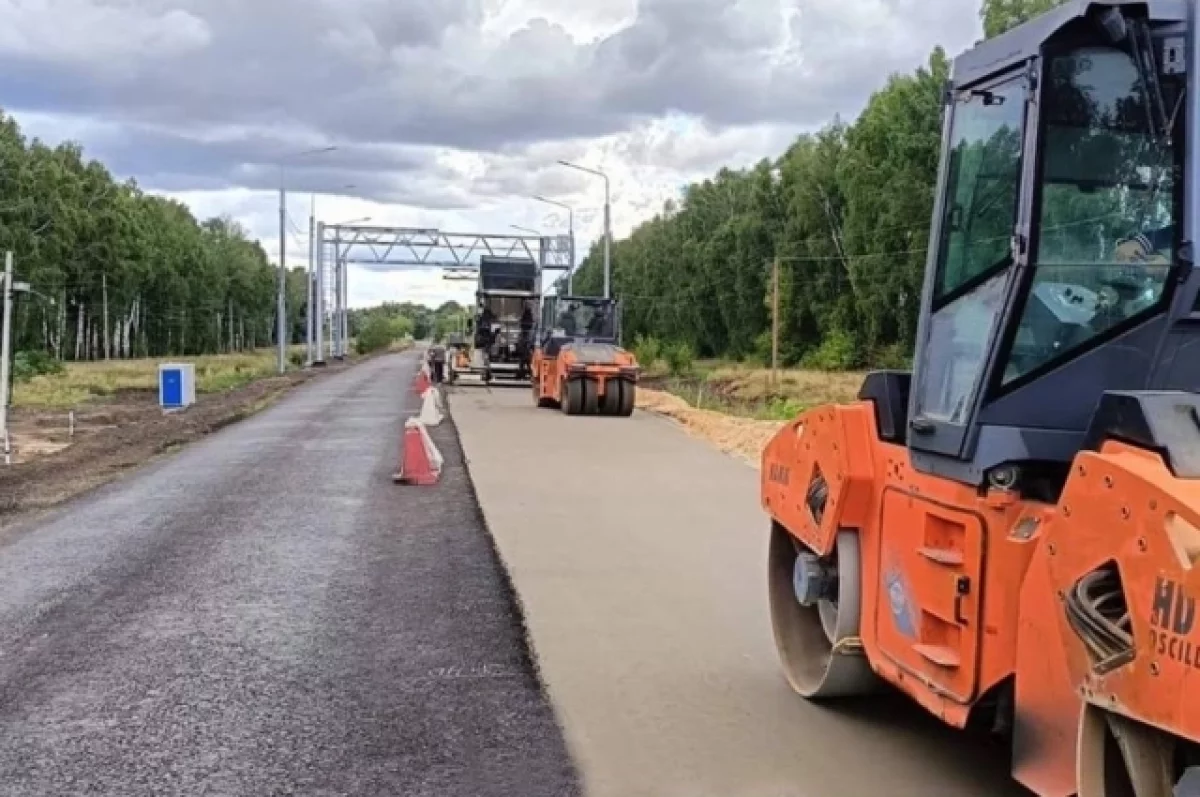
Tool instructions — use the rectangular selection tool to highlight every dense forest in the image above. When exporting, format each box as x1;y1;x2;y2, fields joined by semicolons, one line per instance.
0;113;315;361
568;0;1064;369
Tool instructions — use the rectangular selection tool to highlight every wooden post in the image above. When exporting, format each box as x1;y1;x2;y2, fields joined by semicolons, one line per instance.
771;257;780;386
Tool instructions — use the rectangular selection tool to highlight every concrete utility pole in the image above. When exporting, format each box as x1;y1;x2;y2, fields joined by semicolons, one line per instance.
0;253;12;445
558;161;611;299
533;196;575;295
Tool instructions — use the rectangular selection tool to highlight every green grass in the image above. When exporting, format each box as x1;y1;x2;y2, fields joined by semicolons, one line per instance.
13;347;308;410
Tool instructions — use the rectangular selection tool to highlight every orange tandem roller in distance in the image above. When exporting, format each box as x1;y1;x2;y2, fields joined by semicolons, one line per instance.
531;296;639;416
759;3;1200;795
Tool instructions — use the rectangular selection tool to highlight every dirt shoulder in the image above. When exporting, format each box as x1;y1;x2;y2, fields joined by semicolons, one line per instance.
632;365;865;468
635;387;783;469
0;358;367;524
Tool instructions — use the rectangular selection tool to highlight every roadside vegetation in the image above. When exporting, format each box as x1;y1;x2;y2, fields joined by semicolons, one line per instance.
12;347;310;409
631;334;864;420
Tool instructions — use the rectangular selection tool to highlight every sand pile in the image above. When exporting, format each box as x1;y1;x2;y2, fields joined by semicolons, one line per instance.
636;388;784;468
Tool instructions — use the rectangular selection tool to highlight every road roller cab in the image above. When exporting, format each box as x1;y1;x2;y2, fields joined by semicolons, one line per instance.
532;296;639;416
760;3;1200;795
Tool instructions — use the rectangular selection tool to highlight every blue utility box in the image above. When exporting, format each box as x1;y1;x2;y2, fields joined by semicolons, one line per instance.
158;362;196;410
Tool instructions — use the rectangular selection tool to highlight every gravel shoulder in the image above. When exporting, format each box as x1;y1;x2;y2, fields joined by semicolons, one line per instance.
0;358;366;525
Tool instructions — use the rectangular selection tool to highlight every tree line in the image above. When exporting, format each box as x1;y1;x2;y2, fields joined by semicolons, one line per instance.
0;111;314;362
568;0;1063;369
347;301;468;353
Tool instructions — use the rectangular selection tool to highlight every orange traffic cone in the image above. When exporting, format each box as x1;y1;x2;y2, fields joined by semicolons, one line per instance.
413;369;431;396
392;420;442;485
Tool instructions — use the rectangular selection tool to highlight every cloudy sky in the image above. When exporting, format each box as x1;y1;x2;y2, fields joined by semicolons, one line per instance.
1;0;982;308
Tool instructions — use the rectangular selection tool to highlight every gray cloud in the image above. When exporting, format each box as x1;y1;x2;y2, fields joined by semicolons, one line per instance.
0;0;981;300
0;0;978;158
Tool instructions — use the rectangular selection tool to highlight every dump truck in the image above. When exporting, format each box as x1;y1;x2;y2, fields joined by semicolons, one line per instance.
531;296;639;416
761;3;1200;795
447;255;539;385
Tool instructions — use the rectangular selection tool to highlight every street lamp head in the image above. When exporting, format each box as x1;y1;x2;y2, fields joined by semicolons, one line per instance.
284;145;338;165
533;195;571;210
557;159;606;180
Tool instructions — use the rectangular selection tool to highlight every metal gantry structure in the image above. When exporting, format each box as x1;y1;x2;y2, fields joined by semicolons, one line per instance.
309;225;572;363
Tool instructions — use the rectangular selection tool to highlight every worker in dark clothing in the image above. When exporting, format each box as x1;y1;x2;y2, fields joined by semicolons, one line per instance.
519;303;535;338
557;303;578;336
587;305;609;337
517;303;536;379
477;306;496;349
427;342;447;384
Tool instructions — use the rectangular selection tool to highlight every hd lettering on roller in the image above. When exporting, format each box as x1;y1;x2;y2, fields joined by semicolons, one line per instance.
1148;576;1200;669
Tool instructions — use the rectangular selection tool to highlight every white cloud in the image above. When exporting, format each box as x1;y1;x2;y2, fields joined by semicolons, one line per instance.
0;0;210;69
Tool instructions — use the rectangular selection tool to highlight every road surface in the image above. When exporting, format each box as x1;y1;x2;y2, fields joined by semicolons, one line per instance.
450;383;1032;797
0;353;579;797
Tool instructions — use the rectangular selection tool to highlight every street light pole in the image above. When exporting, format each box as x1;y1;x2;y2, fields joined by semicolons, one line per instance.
557;161;611;299
315;221;327;366
306;194;316;366
276;145;337;375
277;167;287;374
332;246;342;359
533;195;575;295
340;252;349;357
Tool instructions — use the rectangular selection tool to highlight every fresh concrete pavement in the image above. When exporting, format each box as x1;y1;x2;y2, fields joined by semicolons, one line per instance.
450;383;1032;797
0;352;578;797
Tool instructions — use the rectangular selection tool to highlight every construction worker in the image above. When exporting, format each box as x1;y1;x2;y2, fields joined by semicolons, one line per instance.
427;341;447;384
587;305;609;337
1113;224;1172;264
477;306;496;349
557;303;578;336
519;302;535;340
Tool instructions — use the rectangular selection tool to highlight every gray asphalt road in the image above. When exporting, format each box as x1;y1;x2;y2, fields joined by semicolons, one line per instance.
451;384;1031;797
0;353;579;797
